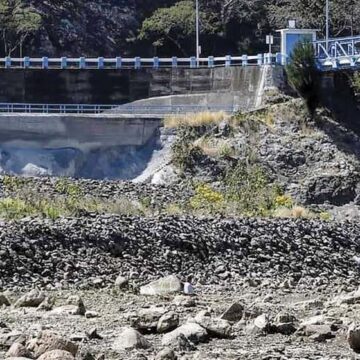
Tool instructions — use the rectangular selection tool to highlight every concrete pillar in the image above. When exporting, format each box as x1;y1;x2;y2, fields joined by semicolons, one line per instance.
190;57;197;68
208;56;214;68
225;55;231;67
116;57;122;69
257;54;263;66
23;57;30;69
332;59;338;69
79;57;86;69
61;57;67;69
98;57;104;69
172;57;178;68
242;55;248;66
135;57;141;69
42;57;49;69
153;57;159;69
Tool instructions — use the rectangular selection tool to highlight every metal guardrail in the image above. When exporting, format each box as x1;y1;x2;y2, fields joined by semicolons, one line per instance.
0;103;237;115
0;54;283;70
314;35;360;70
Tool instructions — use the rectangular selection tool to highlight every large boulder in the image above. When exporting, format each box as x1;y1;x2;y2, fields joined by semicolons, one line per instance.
37;350;75;360
6;342;32;358
162;323;208;346
157;311;180;334
130;307;167;333
140;275;182;296
113;328;151;350
27;331;78;358
194;311;232;338
220;302;244;323
15;289;45;308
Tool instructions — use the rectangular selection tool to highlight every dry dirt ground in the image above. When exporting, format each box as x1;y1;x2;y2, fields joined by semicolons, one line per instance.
2;282;360;360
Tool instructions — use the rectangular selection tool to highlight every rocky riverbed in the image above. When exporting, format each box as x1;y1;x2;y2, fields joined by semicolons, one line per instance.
1;215;360;358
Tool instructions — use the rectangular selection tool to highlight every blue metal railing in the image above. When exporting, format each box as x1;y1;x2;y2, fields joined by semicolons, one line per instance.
314;35;360;70
0;103;237;115
0;54;283;70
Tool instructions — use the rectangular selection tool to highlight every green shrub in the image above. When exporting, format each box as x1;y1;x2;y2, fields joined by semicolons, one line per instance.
286;41;319;117
190;183;224;213
224;161;282;216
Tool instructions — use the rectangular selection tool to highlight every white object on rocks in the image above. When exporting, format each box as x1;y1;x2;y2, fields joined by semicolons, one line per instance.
113;328;151;350
140;275;182;296
183;282;194;295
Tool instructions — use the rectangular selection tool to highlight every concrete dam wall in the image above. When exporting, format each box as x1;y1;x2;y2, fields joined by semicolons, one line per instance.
0;65;282;180
0;66;276;106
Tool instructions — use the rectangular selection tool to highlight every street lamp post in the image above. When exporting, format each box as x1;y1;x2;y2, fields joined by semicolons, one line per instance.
326;0;329;51
196;0;200;67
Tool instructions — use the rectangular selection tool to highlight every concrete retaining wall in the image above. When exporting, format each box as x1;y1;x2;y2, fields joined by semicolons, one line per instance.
0;66;274;105
0;114;161;150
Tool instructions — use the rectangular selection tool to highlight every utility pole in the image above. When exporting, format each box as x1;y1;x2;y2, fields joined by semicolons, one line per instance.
326;0;329;51
196;0;200;67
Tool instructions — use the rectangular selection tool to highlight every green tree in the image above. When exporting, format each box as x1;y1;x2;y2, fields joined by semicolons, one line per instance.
286;41;319;117
0;0;42;56
138;0;219;56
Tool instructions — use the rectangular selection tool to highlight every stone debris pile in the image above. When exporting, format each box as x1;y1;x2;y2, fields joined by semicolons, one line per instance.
0;215;360;289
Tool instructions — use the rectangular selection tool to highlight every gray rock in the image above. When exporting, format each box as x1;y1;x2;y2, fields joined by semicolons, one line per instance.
27;331;78;358
162;323;208;346
15;289;45;308
115;275;128;289
220;302;244;323
37;350;75;360
0;293;10;306
140;275;182;296
6;342;32;358
157;311;180;334
348;324;360;353
194;311;232;338
155;348;177;360
113;328;151;350
130;307;167;333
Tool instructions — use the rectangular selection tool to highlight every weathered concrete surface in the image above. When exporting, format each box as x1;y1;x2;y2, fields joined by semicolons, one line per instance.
0;114;161;150
0;66;281;106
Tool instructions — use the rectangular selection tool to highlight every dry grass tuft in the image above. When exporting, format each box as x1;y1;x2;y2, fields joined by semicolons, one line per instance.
274;206;312;219
164;111;229;128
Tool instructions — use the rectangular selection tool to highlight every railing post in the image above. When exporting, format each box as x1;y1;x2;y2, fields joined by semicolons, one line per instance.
208;56;214;68
5;57;11;69
135;57;141;69
241;55;248;66
116;57;122;69
23;57;30;69
275;53;282;65
332;59;338;69
79;57;86;69
98;57;104;69
153;57;159;69
42;57;49;69
225;55;232;67
257;54;263;66
172;57;178;68
61;57;67;69
190;57;197;68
